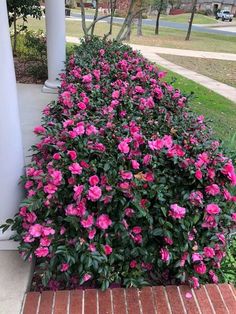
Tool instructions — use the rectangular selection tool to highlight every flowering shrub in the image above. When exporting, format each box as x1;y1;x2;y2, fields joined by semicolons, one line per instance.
1;38;236;290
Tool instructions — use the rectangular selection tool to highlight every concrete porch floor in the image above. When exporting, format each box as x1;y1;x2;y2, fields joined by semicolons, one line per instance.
0;84;57;314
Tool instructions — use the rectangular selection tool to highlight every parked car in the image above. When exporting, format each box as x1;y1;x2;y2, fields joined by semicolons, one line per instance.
216;10;233;22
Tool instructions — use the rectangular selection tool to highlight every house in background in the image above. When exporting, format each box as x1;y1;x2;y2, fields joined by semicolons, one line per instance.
181;0;236;15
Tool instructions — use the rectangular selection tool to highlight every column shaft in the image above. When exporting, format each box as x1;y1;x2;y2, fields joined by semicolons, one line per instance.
0;0;24;242
43;0;66;93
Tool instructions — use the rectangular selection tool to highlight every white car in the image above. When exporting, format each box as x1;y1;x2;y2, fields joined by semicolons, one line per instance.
216;10;233;22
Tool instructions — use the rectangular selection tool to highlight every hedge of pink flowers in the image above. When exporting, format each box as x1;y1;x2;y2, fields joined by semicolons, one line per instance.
2;38;236;290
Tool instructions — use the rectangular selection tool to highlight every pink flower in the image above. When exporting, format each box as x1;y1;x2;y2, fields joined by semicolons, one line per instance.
35;247;49;257
132;226;142;234
195;169;203;180
67;150;77;160
189;191;203;206
83;274;92;282
120;171;133;180
202;215;217;229
205;184;220;196
40;237;51;247
88;229;96;240
192;253;203;262
112;90;120;99
60;263;69;272
209;270;218;283
131;160;140;169
77;102;86;110
104;244;112;255
190;276;200;289
89;175;100;186
160;248;170;262
194;262;207;275
81;215;94;228
29;224;42;237
148;138;164;151
69;163;82;175
125;208;134;217
203;247;215;258
82;74;92;84
96;214;112;230
73;185;84;200
42;226;55;236
118;140;130;154
87;186;102;202
164;237;173;245
44;183;57;194
205;204;221;215
232;213;236;222
34;126;46;134
26;212;37;224
169;204;186;219
143;154;152;165
130;260;137;268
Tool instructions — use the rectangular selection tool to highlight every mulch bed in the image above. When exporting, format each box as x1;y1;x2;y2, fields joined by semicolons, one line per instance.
14;57;46;84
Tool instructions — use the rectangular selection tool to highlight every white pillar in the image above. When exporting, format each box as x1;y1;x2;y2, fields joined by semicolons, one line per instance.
0;0;24;246
43;0;66;93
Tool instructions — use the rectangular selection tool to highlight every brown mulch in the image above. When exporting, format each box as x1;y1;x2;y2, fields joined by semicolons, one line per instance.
14;57;46;84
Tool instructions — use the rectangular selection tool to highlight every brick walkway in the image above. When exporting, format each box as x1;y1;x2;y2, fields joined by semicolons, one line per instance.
22;284;236;314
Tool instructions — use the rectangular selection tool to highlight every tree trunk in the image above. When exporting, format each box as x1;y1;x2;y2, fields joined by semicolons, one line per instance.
137;12;143;36
104;0;117;39
80;0;88;39
185;0;197;41
116;0;136;41
91;0;99;36
13;10;17;56
155;0;163;35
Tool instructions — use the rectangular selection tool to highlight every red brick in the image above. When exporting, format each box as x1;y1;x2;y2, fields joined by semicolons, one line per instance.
152;286;170;314
179;286;200;314
98;289;112;314
69;290;83;314
112;288;127;314
165;286;185;314
125;288;141;314
38;291;54;314
23;292;40;314
54;290;69;314
84;289;97;314
218;284;236;314
206;284;227;314
194;286;214;314
139;287;156;314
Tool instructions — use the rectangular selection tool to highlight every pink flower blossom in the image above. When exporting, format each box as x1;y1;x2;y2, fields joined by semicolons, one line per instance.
44;183;57;194
104;244;112;255
60;263;69;272
130;260;137;268
120;171;133;180
194;262;207;275
42;226;55;236
203;247;215;258
29;224;42;237
34;126;46;134
83;274;92;282
96;214;112;230
73;185;84;200
190;276;200;288
160;248;170;262
132;226;142;234
192;253;203;262
88;229;96;240
118;140;130;154
67;150;77;160
205;204;221;215
131;160;140;169
26;212;37;224
69;163;82;175
232;213;236;222
195;169;203;180
40;237;51;247
81;215;94;228
148;138;164;151
205;184;220;196
169;204;186;219
89;175;100;186
82;74;92;84
87;186;102;202
35;247;49;257
189;191;203;206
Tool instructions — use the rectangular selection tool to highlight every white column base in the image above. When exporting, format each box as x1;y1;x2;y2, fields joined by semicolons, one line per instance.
0;240;19;250
42;79;60;94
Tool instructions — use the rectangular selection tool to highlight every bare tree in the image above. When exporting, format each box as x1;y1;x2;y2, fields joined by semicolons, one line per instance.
79;0;113;39
104;0;117;39
185;0;197;41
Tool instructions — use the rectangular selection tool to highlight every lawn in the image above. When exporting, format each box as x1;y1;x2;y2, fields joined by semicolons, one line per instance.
158;54;236;88
161;67;236;148
23;17;236;53
160;13;219;25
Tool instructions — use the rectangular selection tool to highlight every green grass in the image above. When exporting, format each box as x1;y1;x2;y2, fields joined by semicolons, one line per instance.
22;17;236;53
160;67;236;148
160;13;219;24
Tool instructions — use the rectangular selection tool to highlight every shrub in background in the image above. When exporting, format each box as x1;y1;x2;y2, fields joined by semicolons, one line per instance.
1;38;236;290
